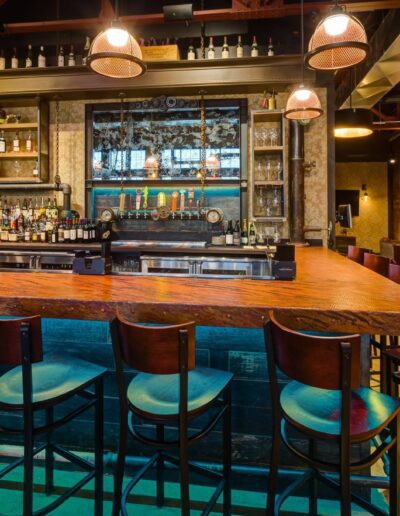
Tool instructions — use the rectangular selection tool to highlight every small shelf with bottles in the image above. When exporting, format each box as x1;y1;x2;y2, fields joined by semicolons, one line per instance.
250;108;287;222
0;99;48;184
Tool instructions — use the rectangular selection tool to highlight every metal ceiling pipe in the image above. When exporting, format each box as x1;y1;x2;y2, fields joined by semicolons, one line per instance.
289;120;305;244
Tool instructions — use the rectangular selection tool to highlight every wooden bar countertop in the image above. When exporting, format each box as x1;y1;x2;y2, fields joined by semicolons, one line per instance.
0;247;399;335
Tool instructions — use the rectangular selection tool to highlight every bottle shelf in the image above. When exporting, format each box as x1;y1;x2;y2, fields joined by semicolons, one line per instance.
253;216;287;222
254;146;283;152
254;180;284;186
0;123;38;130
0;152;38;159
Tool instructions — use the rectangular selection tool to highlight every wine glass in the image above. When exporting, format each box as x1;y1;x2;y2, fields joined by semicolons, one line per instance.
257;187;266;212
270;127;279;147
265;160;272;181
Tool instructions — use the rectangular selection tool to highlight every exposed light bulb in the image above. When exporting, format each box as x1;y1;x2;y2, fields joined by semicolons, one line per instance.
106;27;129;47
323;13;350;36
294;87;312;102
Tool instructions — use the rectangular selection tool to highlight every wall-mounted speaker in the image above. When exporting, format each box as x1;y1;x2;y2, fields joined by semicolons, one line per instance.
163;4;193;22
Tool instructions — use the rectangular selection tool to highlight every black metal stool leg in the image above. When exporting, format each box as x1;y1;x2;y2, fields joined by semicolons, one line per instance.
267;419;281;515
156;424;165;508
179;423;190;516
112;415;128;516
45;406;54;496
308;440;317;515
223;388;232;516
94;379;104;516
389;416;400;516
23;407;34;516
340;450;351;516
380;335;388;393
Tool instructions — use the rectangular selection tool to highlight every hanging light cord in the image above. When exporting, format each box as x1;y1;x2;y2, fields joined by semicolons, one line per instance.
119;93;125;192
54;98;61;185
200;91;206;208
301;0;305;85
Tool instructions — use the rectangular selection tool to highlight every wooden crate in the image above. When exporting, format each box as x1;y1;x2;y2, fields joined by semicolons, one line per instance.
140;44;181;61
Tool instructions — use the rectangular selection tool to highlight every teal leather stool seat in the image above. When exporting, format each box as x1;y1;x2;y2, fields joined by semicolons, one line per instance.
0;316;106;516
111;310;233;516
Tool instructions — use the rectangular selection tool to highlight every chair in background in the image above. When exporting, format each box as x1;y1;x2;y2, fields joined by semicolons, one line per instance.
264;311;400;516
363;252;390;277
110;310;233;516
347;245;371;264
389;263;400;284
0;316;106;515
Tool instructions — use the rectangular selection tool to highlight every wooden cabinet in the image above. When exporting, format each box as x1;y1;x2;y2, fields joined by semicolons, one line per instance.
250;109;287;222
0;99;49;184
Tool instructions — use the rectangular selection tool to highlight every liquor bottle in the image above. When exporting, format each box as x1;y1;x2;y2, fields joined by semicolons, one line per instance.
241;219;248;245
0;49;5;70
24;222;31;242
90;220;97;241
233;220;241;246
77;219;83;242
225;220;234;246
21;198;28;218
82;36;90;65
33;198;40;220
249;221;257;245
26;130;33;152
207;37;215;60
267;37;274;56
57;45;65;67
68;45;76;66
0;130;6;153
57;220;65;242
28;198;33;220
39;223;47;242
51;223;58;243
12;131;20;152
268;91;277;110
70;220;77;242
221;36;230;59
64;219;71;242
11;48;18;69
45;198;52;219
251;36;259;57
83;219;90;241
236;35;243;58
187;41;196;61
33;160;39;178
38;46;46;68
8;220;18;242
25;44;33;68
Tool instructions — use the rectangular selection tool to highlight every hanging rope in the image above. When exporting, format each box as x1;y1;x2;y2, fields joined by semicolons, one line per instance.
199;90;207;208
54;97;61;185
118;92;126;211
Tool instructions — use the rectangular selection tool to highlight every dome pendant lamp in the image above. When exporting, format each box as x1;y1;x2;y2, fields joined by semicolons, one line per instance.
305;0;368;71
284;0;323;121
87;0;146;79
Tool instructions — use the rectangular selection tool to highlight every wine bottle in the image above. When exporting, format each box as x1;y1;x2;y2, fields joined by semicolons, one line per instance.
221;36;230;59
26;130;33;152
249;221;257;245
207;37;215;59
267;37;274;56
57;45;65;67
68;45;76;66
82;36;90;65
0;130;6;153
38;46;46;68
187;41;196;61
25;44;33;68
13;131;20;152
251;36;259;57
225;219;234;246
233;220;241;246
0;49;5;70
32;160;39;178
11;48;18;69
241;219;248;245
236;35;243;58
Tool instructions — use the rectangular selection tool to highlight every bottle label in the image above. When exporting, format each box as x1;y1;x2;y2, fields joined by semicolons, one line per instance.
11;58;18;69
70;228;77;241
236;47;243;58
0;141;5;153
26;58;32;68
225;234;234;245
83;230;89;240
187;51;195;61
68;57;76;66
222;49;229;59
77;228;83;239
38;56;46;68
26;139;32;152
52;233;57;243
207;49;215;59
13;140;19;152
251;48;258;57
58;55;65;67
0;57;5;70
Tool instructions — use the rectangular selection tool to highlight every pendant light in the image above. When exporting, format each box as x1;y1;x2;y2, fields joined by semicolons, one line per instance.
334;71;373;138
87;0;146;79
284;0;323;121
305;0;368;71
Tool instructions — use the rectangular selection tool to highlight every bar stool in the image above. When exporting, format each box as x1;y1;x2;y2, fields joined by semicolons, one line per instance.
363;252;390;277
264;311;400;516
389;263;400;284
347;245;371;264
0;316;106;515
110;311;233;516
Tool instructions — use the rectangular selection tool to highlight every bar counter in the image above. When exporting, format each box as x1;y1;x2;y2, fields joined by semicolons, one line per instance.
0;247;399;335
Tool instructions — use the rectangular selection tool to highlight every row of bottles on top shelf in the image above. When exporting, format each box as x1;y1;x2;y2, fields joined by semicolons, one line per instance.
0;130;35;153
0;38;91;70
189;36;274;60
0;197;98;243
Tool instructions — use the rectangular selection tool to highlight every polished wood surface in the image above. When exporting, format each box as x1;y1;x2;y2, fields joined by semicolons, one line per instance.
0;248;400;334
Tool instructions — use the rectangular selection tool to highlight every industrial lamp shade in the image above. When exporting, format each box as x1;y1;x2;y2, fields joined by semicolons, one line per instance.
284;85;323;120
305;7;368;71
87;23;146;79
334;108;373;138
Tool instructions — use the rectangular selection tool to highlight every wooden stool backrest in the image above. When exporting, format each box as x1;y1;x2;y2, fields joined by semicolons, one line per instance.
0;316;42;365
389;263;400;284
113;310;195;374
266;311;361;390
347;246;370;264
363;252;390;277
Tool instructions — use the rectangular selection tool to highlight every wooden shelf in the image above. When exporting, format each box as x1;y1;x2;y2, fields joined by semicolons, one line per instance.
254;180;284;186
0;123;37;130
254;146;283;152
0;177;41;183
0;152;38;159
253;217;286;222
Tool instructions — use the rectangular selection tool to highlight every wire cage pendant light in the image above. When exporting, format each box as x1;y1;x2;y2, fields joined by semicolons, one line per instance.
284;0;323;121
305;1;368;71
87;0;146;79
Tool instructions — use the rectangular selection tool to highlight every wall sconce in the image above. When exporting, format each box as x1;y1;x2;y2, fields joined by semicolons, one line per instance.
361;184;368;202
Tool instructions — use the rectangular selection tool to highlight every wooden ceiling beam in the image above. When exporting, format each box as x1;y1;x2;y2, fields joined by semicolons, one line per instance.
2;0;399;34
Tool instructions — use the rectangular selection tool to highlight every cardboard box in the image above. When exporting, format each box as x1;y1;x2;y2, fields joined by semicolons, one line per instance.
140;44;181;61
